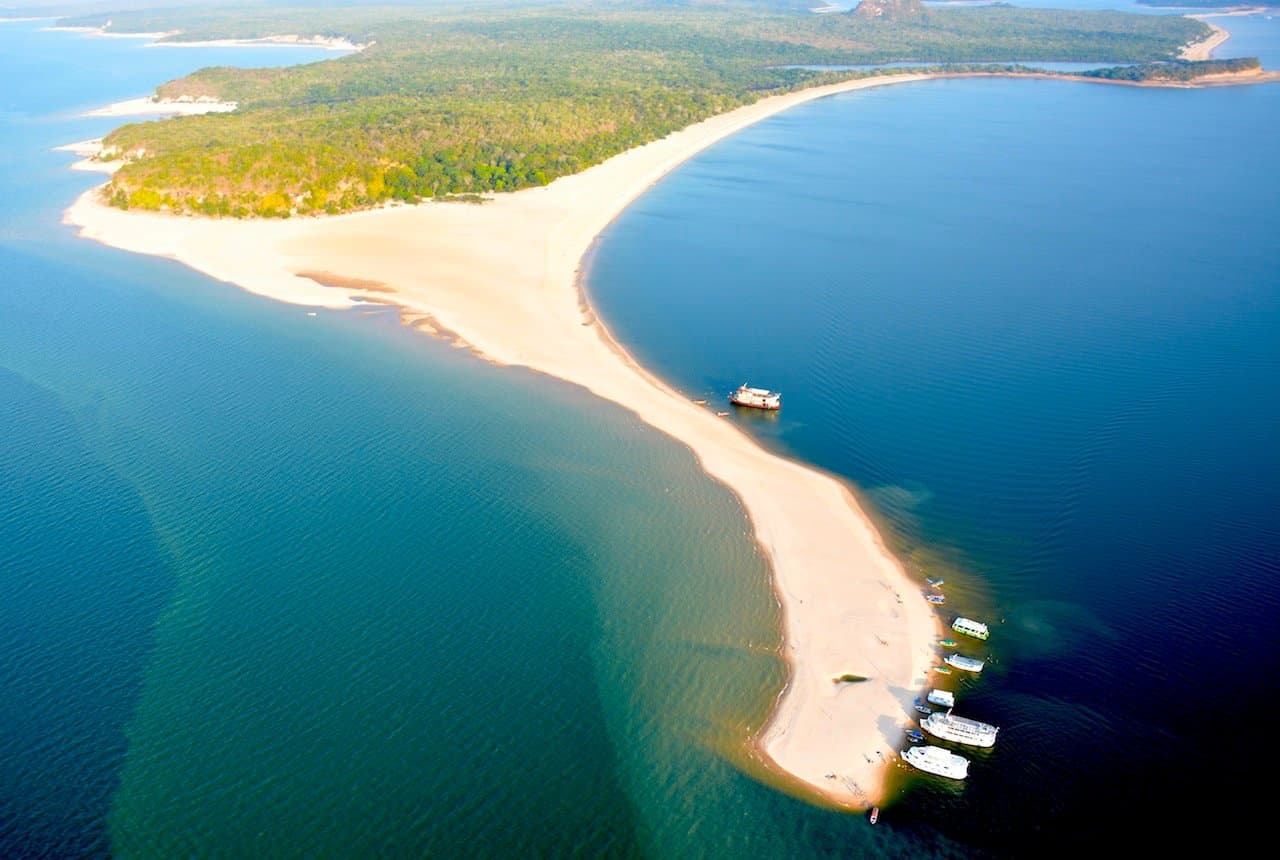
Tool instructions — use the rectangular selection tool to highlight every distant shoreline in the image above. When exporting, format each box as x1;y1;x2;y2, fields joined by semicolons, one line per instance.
60;28;1275;811
39;23;366;52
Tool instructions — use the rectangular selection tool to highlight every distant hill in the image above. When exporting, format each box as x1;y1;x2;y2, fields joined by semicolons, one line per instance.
850;0;925;20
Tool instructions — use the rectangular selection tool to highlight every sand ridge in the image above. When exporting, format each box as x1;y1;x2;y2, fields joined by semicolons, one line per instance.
64;72;956;808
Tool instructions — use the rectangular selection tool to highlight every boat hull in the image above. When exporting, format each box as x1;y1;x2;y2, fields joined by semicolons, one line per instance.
945;654;984;673
952;617;990;640
921;713;998;748
903;745;969;780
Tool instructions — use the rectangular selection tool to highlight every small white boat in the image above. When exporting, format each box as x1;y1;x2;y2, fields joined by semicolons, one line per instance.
945;654;985;673
902;744;969;780
926;689;955;709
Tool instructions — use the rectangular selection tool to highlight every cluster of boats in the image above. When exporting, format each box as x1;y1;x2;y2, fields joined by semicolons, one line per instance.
901;610;999;781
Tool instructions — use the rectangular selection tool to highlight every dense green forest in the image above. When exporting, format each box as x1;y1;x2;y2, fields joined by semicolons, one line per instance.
72;1;1217;217
1075;56;1262;81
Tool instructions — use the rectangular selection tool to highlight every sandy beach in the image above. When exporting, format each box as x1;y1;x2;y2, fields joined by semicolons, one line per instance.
64;72;952;809
1181;21;1231;61
144;34;366;51
83;96;237;117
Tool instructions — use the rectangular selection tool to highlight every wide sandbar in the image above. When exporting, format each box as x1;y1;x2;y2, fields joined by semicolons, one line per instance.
66;72;976;808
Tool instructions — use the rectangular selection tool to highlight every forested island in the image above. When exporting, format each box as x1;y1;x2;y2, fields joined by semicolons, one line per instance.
67;0;1228;217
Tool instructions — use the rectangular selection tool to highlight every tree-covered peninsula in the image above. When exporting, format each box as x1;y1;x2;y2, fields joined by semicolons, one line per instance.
74;0;1214;217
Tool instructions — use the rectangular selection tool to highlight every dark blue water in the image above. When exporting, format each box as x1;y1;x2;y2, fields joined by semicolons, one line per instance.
587;72;1280;852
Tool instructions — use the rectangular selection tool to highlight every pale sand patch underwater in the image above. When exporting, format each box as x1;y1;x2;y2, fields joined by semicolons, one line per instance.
65;73;952;809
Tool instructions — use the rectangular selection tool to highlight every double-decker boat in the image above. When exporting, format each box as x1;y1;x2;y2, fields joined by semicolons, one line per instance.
952;617;990;640
728;384;781;410
921;710;999;748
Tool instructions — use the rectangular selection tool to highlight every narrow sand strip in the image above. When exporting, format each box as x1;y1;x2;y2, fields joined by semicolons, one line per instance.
1180;21;1231;61
144;35;366;51
83;96;237;117
64;72;947;809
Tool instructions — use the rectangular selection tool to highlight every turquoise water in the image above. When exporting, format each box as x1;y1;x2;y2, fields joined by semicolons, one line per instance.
1;22;793;859
3;12;1279;860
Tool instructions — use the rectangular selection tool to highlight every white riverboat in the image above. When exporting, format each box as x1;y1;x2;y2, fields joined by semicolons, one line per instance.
926;689;955;709
728;384;781;410
952;617;990;640
902;744;969;780
921;710;999;748
945;653;985;673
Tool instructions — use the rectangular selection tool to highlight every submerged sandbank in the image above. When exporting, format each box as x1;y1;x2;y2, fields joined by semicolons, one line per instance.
65;72;948;809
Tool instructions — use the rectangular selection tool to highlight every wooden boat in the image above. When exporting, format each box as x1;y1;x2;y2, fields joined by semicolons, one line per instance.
925;593;945;605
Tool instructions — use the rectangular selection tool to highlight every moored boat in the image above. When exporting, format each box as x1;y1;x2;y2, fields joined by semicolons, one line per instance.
905;728;925;743
952;617;990;641
933;664;953;675
913;698;932;715
926;577;944;588
869;807;880;825
902;744;969;780
921;710;999;748
937;638;958;648
926;689;955;709
945;653;985;673
728;384;781;410
926;593;945;605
